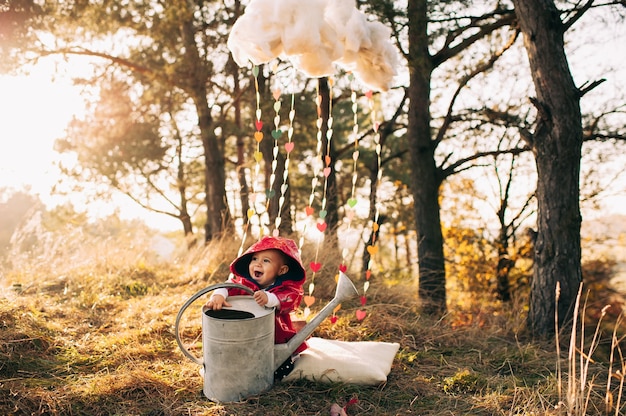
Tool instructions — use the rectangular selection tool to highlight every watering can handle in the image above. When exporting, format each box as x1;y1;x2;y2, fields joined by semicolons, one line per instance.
174;282;255;365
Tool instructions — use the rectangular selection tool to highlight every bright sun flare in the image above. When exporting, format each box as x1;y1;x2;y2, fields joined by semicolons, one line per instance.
0;64;84;196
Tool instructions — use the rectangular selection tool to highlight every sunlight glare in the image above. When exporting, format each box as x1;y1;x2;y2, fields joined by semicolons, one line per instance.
0;66;84;196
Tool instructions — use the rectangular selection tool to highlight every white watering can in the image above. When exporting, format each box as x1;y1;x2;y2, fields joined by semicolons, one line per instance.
175;271;358;402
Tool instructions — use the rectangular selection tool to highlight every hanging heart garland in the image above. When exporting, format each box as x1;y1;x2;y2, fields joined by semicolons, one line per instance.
272;71;297;235
356;91;384;322
303;78;335;309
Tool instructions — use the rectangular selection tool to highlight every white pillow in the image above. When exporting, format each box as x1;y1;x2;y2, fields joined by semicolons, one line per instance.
283;337;400;385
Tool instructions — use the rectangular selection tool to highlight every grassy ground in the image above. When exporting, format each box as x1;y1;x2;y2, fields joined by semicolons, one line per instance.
1;239;624;416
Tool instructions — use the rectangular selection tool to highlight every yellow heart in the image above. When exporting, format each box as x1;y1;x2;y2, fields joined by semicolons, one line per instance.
366;245;378;255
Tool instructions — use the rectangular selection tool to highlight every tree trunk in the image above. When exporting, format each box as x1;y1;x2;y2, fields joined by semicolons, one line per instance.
178;6;231;241
407;0;446;315
174;129;195;247
198;102;231;241
318;77;339;247
513;0;583;336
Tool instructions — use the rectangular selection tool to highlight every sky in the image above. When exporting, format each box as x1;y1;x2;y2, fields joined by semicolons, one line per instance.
0;65;81;195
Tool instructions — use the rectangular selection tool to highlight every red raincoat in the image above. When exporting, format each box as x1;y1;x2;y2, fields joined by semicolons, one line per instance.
227;236;308;354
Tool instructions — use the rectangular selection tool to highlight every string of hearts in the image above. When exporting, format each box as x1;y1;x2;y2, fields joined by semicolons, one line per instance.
332;74;361;323
265;66;296;237
358;92;383;322
232;65;267;267
302;78;335;320
245;65;381;324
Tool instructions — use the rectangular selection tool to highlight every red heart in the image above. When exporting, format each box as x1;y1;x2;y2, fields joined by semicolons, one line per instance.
255;120;263;131
330;315;338;324
365;270;371;280
356;310;367;320
339;264;347;273
316;222;327;232
310;262;322;272
305;206;314;216
360;296;367;306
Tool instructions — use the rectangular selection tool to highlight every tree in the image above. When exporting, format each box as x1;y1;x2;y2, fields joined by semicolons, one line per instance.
512;0;591;336
57;78;204;243
1;0;234;241
401;2;517;314
490;147;536;302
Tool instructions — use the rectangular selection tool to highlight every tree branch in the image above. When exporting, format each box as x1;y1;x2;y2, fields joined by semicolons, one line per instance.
562;0;595;31
439;146;530;180
577;78;606;97
432;9;516;66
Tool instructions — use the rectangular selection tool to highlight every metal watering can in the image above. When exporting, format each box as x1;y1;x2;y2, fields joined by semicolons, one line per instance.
175;271;358;402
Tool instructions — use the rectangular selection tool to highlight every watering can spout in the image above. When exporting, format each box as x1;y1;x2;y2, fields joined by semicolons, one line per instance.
274;271;359;371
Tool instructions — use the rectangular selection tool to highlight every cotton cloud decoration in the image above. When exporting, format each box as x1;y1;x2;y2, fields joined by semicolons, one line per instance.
227;0;399;91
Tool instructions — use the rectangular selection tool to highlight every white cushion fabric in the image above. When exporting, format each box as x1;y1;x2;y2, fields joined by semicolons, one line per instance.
283;337;400;385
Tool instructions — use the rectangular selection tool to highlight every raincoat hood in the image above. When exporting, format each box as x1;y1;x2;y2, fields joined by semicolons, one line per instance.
230;236;306;284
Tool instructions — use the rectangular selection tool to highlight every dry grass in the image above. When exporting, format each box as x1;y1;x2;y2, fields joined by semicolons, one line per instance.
1;234;625;416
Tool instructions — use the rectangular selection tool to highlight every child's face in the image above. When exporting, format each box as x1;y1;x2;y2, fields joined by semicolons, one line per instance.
248;249;288;288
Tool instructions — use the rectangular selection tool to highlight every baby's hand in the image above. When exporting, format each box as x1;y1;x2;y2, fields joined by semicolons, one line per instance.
253;290;269;306
205;294;230;310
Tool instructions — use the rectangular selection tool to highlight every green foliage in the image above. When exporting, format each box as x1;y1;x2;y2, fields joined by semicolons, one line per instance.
442;368;485;395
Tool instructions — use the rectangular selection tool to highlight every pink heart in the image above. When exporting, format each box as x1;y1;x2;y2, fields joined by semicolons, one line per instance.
323;167;331;177
356;310;367;320
365;91;373;99
284;142;294;153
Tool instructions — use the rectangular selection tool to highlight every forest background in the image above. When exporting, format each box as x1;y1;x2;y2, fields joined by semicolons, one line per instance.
1;1;626;414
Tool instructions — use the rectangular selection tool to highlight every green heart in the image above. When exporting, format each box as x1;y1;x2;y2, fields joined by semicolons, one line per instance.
348;198;357;208
271;129;282;139
252;66;259;77
265;189;276;198
319;210;327;219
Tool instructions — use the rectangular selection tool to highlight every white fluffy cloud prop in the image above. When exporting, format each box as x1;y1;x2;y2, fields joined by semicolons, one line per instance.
227;0;399;91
